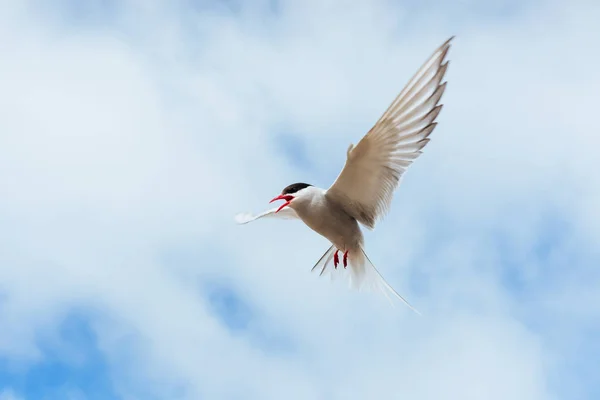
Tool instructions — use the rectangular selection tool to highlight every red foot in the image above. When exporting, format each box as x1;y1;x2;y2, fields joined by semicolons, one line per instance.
333;250;339;268
343;250;349;268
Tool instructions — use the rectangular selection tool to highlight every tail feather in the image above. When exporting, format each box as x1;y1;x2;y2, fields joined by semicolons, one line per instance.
310;245;336;276
310;245;421;315
359;248;421;315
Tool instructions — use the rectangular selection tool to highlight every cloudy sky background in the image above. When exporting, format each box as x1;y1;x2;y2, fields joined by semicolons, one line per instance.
1;0;599;399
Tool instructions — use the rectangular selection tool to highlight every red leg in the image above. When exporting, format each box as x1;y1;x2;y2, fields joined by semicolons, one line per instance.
343;250;349;268
333;250;339;268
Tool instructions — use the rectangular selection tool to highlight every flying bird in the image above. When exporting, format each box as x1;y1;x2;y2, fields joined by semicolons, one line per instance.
235;37;454;314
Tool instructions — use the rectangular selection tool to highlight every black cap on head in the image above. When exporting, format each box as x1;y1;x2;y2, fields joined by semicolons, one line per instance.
281;182;312;195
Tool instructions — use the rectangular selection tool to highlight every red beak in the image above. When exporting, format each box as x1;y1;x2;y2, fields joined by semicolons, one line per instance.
269;194;294;213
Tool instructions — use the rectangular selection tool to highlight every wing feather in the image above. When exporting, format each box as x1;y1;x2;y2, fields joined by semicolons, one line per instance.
326;37;453;229
234;206;299;224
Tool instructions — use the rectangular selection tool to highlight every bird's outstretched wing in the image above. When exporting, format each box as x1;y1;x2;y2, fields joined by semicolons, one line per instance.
326;36;453;229
234;206;299;224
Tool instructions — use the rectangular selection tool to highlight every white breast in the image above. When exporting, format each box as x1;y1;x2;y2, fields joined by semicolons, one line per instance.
290;187;364;251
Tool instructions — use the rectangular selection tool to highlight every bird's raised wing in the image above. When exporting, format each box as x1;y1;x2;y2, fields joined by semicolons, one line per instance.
326;36;453;229
234;206;299;224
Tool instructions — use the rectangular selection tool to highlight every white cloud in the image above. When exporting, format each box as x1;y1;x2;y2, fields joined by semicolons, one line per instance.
0;0;598;399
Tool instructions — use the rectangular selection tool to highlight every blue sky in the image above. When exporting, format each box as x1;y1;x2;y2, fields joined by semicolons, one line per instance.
1;0;599;399
0;312;118;400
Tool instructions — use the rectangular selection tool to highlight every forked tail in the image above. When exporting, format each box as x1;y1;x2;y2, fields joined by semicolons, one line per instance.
311;245;421;315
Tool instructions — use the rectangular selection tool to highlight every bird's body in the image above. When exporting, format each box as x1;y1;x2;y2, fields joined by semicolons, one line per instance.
291;186;364;253
235;37;454;313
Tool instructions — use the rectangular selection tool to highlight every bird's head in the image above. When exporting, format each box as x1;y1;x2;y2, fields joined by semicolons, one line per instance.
269;182;312;212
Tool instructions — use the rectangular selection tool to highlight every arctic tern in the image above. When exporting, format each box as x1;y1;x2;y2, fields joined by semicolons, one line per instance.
235;37;454;314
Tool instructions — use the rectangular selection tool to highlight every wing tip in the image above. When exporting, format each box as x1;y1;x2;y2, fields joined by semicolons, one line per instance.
437;36;455;66
234;213;251;224
443;35;456;50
